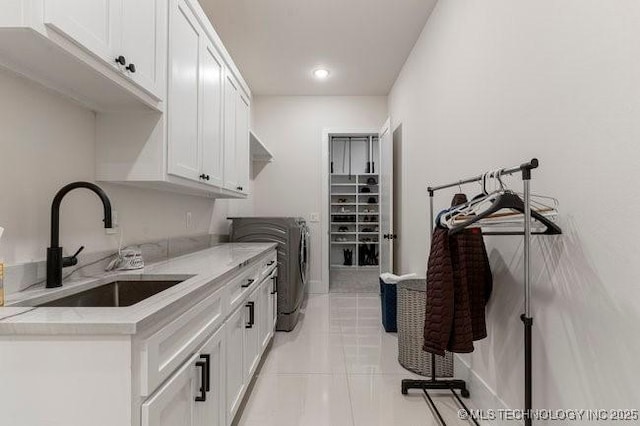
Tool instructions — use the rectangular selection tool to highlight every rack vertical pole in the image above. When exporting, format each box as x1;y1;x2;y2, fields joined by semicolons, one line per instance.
428;190;437;382
522;171;533;426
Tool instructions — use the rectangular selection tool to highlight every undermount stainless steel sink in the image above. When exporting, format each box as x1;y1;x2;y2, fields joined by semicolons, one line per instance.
38;279;185;308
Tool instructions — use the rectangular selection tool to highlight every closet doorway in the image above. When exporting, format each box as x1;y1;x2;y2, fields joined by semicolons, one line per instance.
322;119;394;293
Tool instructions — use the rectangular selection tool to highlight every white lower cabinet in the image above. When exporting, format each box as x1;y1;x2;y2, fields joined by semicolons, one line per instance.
268;269;278;338
142;324;226;426
141;353;199;426
243;287;261;381
225;303;247;422
195;327;226;426
260;272;275;351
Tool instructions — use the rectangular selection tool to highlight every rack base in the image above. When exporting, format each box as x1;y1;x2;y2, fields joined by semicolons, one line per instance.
402;379;479;426
401;378;470;397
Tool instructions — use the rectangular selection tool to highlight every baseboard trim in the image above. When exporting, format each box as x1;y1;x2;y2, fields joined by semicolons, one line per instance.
454;355;516;425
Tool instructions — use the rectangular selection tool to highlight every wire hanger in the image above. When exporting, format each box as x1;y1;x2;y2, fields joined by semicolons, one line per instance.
440;168;562;236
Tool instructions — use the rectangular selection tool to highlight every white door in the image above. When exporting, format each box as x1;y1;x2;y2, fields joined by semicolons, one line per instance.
167;0;202;181
223;74;238;191
379;118;394;274
243;289;260;380
194;327;226;426
200;41;225;187
121;0;164;98
225;305;245;421
141;353;198;426
235;93;250;194
44;0;121;65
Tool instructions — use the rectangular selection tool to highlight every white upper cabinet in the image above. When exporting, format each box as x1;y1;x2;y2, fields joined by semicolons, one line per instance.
224;74;239;192
84;0;253;198
44;0;122;64
41;0;164;102
168;0;202;182
168;0;227;188
235;93;250;195
200;41;225;188
224;73;250;195
121;0;165;97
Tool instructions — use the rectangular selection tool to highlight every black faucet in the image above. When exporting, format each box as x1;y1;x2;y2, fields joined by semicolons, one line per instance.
46;182;113;288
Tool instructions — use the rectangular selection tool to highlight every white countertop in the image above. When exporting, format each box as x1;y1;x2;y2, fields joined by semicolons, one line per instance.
0;243;277;335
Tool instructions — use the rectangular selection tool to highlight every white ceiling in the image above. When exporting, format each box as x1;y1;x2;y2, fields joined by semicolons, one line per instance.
199;0;438;96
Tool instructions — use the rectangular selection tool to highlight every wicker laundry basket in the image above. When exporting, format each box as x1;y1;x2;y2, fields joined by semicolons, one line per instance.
397;279;454;377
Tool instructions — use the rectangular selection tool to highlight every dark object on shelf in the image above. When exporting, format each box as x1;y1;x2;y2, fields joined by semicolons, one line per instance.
361;227;374;233
368;197;377;204
367;177;377;185
359;244;378;266
334;215;356;223
338;226;349;232
380;277;397;332
337;198;348;203
343;249;353;266
360;187;371;193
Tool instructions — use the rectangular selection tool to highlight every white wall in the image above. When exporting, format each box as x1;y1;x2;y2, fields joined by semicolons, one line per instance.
251;96;388;293
0;71;232;268
389;0;640;413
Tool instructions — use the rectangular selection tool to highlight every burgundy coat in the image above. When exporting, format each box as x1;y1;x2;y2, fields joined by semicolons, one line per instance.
423;194;493;356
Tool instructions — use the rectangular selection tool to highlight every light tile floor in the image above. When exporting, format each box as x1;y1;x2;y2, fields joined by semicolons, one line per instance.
236;293;474;426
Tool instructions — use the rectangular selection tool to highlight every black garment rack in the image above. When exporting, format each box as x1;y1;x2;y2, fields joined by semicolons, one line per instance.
401;158;561;426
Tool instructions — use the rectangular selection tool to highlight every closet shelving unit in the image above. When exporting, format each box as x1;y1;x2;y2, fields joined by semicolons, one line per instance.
330;173;380;268
401;158;561;426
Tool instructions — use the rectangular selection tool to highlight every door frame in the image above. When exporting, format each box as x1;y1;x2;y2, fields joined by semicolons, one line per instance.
320;127;379;294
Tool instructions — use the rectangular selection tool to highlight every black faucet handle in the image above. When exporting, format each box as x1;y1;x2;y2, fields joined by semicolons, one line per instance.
63;246;85;267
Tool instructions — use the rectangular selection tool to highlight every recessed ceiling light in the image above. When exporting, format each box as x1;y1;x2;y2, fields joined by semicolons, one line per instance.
313;68;330;80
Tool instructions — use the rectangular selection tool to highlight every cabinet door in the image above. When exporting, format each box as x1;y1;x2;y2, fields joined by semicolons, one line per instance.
225;305;245;421
270;270;278;334
243;289;260;380
200;41;225;188
168;0;202;181
195;327;226;426
259;278;272;351
223;73;238;191
235;93;250;194
121;0;165;98
142;353;198;426
44;0;121;64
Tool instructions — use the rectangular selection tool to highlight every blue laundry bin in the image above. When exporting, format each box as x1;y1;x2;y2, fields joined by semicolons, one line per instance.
379;277;397;332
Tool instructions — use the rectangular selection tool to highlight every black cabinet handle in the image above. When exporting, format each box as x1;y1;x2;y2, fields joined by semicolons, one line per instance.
115;55;126;66
267;261;275;266
195;361;207;402
126;63;136;73
205;175;210;181
271;275;278;295
245;301;255;328
241;278;255;288
199;174;205;180
199;354;210;392
237;186;243;191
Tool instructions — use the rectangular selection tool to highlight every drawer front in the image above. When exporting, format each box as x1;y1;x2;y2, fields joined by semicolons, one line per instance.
227;264;261;313
260;251;278;281
140;285;226;396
